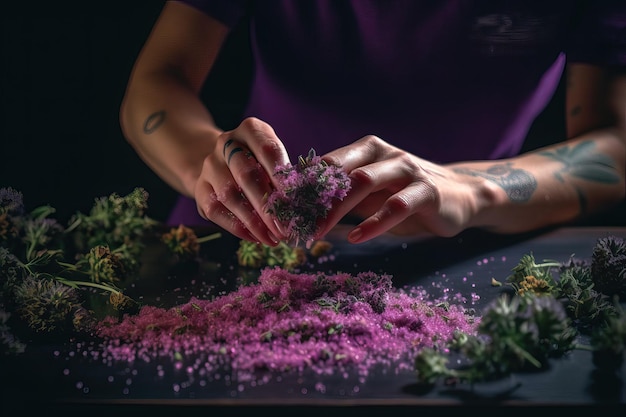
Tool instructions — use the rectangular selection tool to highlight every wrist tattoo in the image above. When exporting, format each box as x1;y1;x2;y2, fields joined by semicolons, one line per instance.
454;163;536;203
143;110;166;134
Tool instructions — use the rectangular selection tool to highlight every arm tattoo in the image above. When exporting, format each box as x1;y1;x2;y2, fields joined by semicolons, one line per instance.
538;140;619;184
143;110;166;134
538;140;620;215
454;163;537;203
569;105;582;118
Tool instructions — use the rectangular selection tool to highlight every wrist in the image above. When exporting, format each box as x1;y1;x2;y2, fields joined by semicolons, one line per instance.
466;176;507;230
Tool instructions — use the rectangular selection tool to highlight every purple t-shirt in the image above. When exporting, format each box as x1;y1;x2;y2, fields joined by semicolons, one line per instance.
169;0;626;226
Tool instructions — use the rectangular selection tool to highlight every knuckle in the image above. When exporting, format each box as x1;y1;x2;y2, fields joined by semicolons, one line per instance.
215;185;241;205
237;164;262;184
350;167;376;188
258;137;282;158
201;197;222;219
358;135;386;153
386;194;412;214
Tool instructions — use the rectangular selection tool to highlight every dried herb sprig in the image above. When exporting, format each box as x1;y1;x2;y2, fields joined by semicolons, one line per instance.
266;148;351;245
237;240;306;271
236;238;333;271
414;293;577;385
415;236;626;387
590;235;626;297
161;224;221;262
65;187;158;271
586;296;626;371
0;187;157;352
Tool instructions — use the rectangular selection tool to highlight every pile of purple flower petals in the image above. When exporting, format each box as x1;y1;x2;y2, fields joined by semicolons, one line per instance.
94;266;476;382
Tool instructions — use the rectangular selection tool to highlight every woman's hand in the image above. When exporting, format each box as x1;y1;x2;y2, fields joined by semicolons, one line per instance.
316;135;500;243
193;117;291;246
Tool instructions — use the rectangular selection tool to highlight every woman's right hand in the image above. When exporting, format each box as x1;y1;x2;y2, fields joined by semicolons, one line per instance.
194;117;291;246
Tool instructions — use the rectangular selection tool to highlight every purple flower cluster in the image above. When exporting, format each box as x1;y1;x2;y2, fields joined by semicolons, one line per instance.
0;187;25;216
94;267;476;383
266;149;351;244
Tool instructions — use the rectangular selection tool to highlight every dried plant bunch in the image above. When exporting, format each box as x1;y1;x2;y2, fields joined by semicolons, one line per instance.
266;148;351;245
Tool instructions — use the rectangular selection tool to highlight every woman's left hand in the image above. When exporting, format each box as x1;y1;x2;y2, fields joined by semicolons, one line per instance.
314;135;499;243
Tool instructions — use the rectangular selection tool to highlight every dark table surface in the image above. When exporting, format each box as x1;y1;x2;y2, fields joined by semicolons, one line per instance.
2;225;625;417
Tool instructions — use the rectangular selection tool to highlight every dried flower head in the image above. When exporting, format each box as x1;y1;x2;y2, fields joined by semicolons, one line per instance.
82;245;127;284
309;240;333;258
516;275;552;296
237;240;307;271
68;187;158;257
0;187;25;216
237;240;266;269
109;291;139;314
0;212;19;244
591;235;626;297
266;148;351;244
14;275;82;333
162;224;200;261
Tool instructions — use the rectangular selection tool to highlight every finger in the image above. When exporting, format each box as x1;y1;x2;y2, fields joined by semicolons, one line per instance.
322;135;391;173
314;158;409;239
195;183;261;243
228;118;291;187
221;138;285;240
347;182;435;243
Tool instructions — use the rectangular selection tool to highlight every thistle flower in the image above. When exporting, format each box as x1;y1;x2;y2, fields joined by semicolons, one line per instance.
590;235;626;297
0;187;25;216
13;275;82;333
266;148;351;244
554;266;617;331
415;293;578;385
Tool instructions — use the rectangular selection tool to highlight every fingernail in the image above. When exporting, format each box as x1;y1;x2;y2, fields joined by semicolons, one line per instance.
348;227;362;242
267;230;280;245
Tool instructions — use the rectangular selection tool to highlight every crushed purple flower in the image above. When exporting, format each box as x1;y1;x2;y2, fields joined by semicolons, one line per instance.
266;149;351;244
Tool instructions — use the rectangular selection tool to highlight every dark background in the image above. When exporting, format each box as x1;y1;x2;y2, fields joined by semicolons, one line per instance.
1;1;251;224
1;2;623;226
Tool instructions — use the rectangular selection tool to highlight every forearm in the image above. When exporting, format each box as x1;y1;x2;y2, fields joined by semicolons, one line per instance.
120;71;222;197
452;128;626;233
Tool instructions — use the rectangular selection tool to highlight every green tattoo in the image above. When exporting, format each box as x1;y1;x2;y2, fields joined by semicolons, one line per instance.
143;110;165;134
538;140;620;184
539;140;619;216
454;163;537;203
